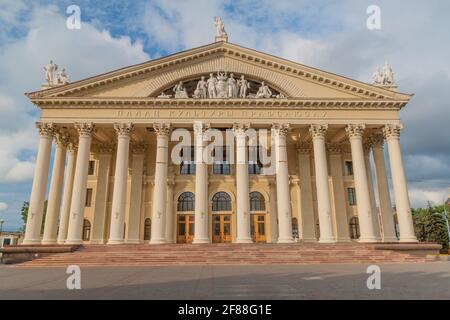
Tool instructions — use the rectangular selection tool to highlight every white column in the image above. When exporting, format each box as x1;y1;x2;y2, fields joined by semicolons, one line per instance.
346;124;377;243
268;180;278;243
371;134;398;242
364;143;382;241
57;142;77;244
327;144;351;242
23;123;55;245
66;123;95;245
297;146;317;242
233;123;253;243
193;121;210;244
310;124;335;243
150;123;171;244
42;130;69;244
90;144;113;244
383;124;418;242
273;123;294;243
126;143;145;244
165;178;175;243
108;123;133;245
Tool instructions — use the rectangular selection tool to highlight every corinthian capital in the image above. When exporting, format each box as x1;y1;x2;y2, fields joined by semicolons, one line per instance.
132;142;146;154
233;123;250;137
326;143;342;154
75;122;95;137
346;124;366;139
369;133;385;148
309;124;328;139
193;121;210;135
114;122;134;136
54;129;70;147
153;123;171;137
272;123;290;137
36;122;55;138
383;124;403;140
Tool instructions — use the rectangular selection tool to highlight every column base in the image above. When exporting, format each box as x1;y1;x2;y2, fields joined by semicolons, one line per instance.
41;239;57;245
193;238;211;244
107;239;124;245
277;237;295;244
358;237;379;243
21;239;42;245
65;239;83;245
149;238;167;244
125;239;142;244
319;238;337;244
165;240;175;244
90;239;106;245
336;237;352;243
399;237;418;243
301;237;318;243
56;239;67;245
382;236;399;243
236;238;253;244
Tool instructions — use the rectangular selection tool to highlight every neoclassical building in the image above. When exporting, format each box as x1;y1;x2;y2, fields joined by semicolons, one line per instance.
22;33;418;246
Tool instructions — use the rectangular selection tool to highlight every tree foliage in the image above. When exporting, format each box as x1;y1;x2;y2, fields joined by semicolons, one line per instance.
412;204;450;251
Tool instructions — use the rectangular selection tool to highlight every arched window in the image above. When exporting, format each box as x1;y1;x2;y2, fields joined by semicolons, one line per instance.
250;192;266;211
349;216;360;239
82;219;91;241
144;218;151;241
212;192;232;211
178;192;195;211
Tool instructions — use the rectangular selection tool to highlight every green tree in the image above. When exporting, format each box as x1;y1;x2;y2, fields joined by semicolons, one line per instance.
412;203;450;251
20;200;48;234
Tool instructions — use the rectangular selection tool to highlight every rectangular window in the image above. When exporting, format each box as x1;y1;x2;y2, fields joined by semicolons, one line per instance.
248;146;262;174
344;161;353;176
213;146;230;175
85;188;93;207
347;188;357;206
88;160;95;175
180;146;196;175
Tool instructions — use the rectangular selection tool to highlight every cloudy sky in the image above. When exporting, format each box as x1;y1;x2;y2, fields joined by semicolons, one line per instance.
0;0;449;231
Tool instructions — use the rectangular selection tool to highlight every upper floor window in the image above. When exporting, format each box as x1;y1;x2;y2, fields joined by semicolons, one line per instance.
82;219;91;241
347;187;357;206
349;217;360;239
180;146;196;175
344;161;353;176
213;146;230;175
85;188;93;207
88;160;96;175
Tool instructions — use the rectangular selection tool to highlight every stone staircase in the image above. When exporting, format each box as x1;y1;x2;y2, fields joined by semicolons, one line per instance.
17;243;427;267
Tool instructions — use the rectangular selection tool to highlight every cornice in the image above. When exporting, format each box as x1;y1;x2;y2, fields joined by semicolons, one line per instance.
30;97;408;110
25;42;412;102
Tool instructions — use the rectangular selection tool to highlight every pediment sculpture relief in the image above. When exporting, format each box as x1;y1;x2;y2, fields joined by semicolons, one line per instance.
157;72;286;99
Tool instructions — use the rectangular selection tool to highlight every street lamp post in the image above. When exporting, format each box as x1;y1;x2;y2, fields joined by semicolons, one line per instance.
0;219;4;236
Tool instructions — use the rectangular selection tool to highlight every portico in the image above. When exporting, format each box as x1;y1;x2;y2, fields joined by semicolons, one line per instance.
22;37;417;246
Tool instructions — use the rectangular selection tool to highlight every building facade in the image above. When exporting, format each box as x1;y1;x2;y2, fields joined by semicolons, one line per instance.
22;39;418;246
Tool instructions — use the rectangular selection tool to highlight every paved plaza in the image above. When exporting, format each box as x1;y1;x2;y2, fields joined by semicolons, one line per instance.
1;262;449;300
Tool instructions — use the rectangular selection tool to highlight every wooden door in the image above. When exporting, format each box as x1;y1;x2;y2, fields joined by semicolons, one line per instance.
177;214;194;243
251;214;266;243
212;214;232;243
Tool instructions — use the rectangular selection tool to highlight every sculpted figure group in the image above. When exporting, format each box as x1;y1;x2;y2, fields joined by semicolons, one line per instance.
171;72;282;99
372;62;395;86
44;60;70;86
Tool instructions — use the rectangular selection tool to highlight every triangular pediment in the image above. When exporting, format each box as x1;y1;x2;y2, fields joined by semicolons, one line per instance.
26;41;411;102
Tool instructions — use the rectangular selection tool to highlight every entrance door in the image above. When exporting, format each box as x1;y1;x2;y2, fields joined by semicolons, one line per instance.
251;214;266;243
212;214;232;243
177;214;194;243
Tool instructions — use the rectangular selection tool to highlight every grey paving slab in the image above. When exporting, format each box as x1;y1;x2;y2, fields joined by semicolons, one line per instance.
0;262;449;300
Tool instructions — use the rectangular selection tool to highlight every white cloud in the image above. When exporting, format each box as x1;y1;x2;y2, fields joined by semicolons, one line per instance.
0;4;150;184
0;202;8;211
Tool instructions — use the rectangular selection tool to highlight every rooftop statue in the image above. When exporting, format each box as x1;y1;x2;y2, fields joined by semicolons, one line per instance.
57;68;70;85
44;60;58;86
372;62;396;87
173;81;188;98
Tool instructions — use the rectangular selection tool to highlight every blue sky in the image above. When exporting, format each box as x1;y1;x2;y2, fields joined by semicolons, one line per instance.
1;0;450;231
